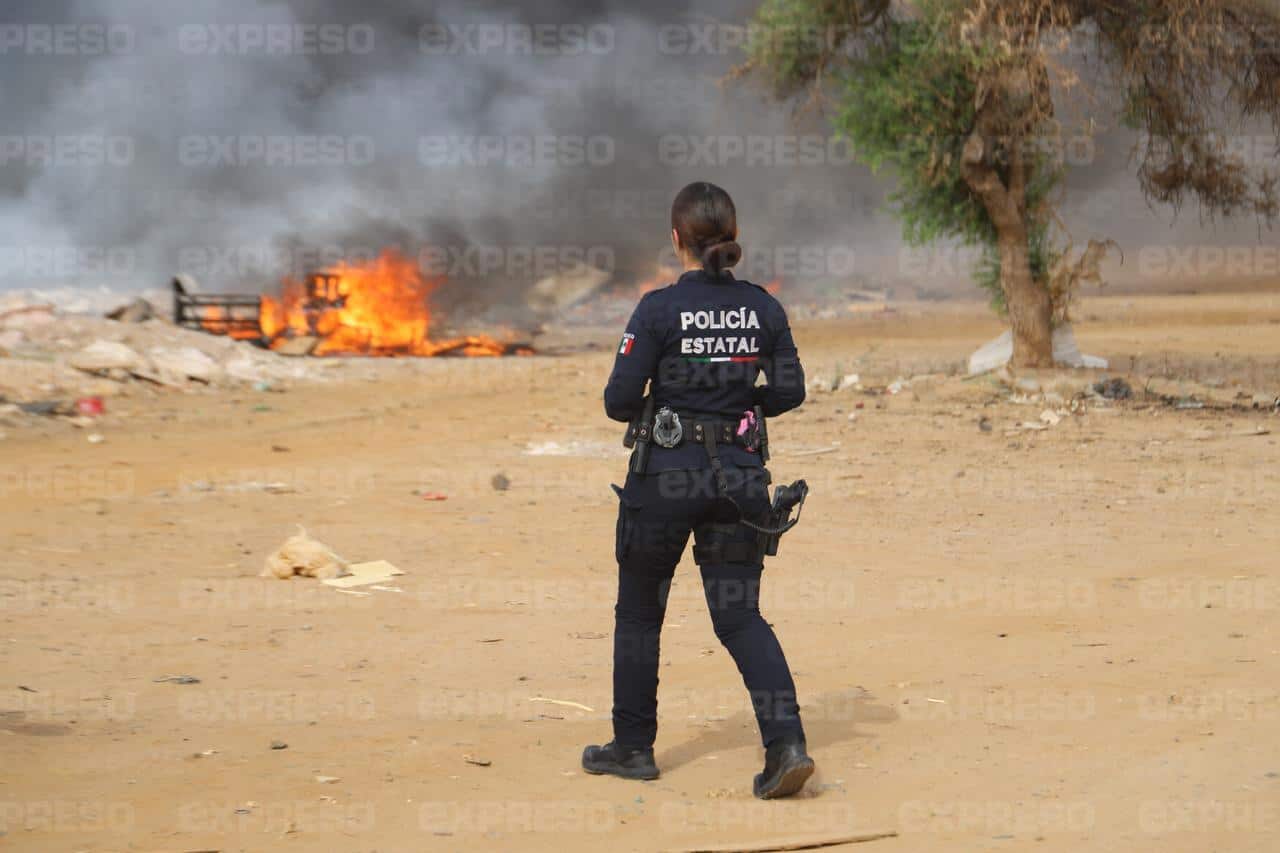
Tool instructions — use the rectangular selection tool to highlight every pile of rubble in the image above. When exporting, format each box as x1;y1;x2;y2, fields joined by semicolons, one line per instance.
0;291;326;416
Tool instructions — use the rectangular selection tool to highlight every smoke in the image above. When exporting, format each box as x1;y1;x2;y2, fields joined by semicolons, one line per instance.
0;0;1272;309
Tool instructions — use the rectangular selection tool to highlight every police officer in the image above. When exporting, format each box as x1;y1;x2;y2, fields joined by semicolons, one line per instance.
582;182;813;799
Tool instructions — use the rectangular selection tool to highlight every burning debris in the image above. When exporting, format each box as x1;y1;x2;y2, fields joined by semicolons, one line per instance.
176;249;533;358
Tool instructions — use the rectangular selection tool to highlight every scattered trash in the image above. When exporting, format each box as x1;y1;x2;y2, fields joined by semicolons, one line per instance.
1039;409;1063;426
463;755;492;767
491;473;511;492
18;400;70;417
153;675;201;685
886;379;905;395
789;445;840;457
75;397;105;416
321;560;405;589
270;740;288;750
978;416;993;433
315;775;341;784
529;697;595;713
415;490;448;501
838;373;861;391
224;481;297;494
262;527;350;580
17;685;37;693
1093;377;1133;400
86;433;105;444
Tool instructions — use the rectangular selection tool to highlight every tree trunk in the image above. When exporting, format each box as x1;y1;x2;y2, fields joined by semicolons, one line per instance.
995;220;1054;367
960;130;1055;367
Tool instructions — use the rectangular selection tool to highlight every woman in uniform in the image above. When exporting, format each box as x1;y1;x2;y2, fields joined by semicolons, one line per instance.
582;181;813;799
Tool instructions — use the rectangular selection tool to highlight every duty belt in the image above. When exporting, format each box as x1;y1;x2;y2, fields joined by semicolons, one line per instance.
626;399;770;476
633;409;743;451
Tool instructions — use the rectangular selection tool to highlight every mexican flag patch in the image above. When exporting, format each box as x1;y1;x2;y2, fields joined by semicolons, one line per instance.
619;333;635;356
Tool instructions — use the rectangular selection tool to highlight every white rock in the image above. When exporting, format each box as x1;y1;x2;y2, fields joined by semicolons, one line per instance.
838;373;861;390
69;340;143;373
222;351;267;384
147;346;224;384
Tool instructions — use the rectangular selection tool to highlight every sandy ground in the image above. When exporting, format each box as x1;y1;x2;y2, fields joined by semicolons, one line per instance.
2;291;1279;852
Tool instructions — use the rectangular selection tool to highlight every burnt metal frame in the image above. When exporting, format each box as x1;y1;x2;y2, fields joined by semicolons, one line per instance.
172;277;263;338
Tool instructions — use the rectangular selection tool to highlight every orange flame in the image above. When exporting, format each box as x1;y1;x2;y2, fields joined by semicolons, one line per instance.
259;249;526;357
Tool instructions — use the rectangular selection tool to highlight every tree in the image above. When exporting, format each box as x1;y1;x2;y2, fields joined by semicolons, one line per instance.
735;0;1280;366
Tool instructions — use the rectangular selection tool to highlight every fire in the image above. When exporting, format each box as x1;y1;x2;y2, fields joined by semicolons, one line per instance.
254;249;528;357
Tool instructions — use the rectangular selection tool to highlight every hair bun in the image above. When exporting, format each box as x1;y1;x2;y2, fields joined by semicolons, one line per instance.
701;240;742;275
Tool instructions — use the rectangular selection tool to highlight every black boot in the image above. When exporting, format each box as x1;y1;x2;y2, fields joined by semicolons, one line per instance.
753;735;814;799
581;741;659;780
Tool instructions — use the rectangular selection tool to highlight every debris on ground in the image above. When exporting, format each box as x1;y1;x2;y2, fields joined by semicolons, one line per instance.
491;473;511;492
69;340;143;375
75;397;105;416
262;527;350;580
147;346;224;384
270;740;288;750
105;298;155;323
153;675;201;684
463;755;492;767
274;336;318;357
321;560;405;589
528;697;595;713
1093;377;1133;400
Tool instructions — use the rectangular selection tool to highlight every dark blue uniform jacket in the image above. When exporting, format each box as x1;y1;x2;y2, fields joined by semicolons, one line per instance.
603;269;806;471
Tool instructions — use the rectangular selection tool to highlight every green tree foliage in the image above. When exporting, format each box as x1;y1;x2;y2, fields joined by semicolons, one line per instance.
736;0;1280;358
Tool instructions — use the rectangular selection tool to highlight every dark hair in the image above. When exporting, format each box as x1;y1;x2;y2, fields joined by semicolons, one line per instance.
671;181;742;275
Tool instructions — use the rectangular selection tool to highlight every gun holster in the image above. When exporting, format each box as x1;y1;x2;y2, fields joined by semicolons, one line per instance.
753;479;809;557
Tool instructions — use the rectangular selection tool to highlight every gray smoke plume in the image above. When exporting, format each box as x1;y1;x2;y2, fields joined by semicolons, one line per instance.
0;0;1272;314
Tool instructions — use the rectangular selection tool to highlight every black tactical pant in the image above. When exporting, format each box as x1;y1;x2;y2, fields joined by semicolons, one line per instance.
611;465;805;750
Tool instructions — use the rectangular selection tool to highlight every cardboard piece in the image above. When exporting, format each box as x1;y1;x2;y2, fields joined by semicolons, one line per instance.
322;560;406;589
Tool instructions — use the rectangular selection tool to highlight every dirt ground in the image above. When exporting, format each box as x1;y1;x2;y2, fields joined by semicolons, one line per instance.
2;291;1279;852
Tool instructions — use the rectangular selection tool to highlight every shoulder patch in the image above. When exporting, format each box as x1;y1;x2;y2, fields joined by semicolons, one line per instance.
618;332;636;356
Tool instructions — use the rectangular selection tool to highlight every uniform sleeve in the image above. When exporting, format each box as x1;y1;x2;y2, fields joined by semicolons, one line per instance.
603;296;662;422
755;300;806;417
